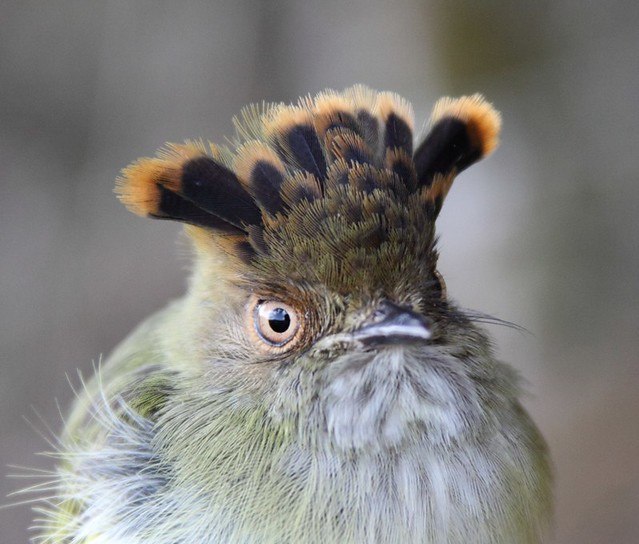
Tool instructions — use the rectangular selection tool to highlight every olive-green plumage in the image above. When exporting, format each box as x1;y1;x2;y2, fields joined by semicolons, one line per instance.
31;86;551;543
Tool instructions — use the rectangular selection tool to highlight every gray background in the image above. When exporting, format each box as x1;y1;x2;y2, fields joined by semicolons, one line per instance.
2;1;638;542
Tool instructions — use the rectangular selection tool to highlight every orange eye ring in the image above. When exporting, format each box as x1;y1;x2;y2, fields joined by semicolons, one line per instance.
251;298;301;349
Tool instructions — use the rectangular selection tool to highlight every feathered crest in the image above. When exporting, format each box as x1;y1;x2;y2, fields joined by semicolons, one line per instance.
116;85;500;277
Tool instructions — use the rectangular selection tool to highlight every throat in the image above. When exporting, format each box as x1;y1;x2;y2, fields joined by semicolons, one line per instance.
312;348;488;452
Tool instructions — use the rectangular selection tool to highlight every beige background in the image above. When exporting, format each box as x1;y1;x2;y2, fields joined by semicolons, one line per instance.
2;1;638;542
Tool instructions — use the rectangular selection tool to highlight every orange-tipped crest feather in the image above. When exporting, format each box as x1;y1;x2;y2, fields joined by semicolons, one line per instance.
430;94;501;157
116;158;171;217
116;86;501;276
234;141;286;185
377;92;415;133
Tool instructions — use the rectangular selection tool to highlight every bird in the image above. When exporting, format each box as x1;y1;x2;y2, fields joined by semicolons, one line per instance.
33;85;552;543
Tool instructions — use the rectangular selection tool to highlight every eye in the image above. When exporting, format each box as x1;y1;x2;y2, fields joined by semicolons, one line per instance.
253;299;301;347
432;270;447;299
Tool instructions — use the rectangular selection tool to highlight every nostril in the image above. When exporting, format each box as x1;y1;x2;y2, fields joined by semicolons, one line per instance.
378;301;428;322
395;311;426;327
371;309;386;322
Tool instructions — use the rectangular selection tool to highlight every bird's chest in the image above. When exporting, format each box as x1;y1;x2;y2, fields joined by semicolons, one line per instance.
178;440;523;544
76;410;544;544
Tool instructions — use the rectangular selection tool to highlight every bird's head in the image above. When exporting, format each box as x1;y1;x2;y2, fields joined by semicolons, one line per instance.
116;86;505;451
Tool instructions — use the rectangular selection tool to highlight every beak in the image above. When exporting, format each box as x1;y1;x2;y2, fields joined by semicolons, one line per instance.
351;301;433;347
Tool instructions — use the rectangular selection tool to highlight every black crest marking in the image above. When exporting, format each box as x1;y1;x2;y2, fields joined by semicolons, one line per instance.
181;157;262;229
413;117;479;188
328;129;374;167
277;124;327;181
282;176;321;207
384;113;413;156
355;109;380;153
349;166;378;194
154;185;245;233
233;238;258;263
321;110;359;135
325;161;351;189
385;149;417;191
249;160;285;215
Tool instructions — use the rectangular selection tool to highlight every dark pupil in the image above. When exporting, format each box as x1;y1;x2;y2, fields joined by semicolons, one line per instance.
268;308;290;333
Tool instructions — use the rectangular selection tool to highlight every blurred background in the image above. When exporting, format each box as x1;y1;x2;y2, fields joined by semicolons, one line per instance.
1;1;638;541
